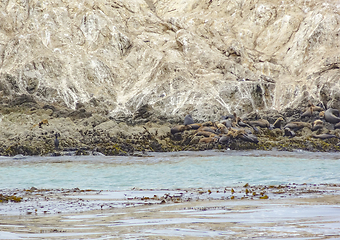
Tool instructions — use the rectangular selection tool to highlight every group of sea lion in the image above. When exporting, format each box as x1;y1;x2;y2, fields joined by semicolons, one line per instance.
289;102;340;139
170;101;340;147
171;113;263;146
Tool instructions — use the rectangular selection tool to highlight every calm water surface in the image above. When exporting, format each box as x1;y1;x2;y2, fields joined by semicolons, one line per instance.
1;150;340;190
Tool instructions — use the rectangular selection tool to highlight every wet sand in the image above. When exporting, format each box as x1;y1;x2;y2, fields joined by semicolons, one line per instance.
1;185;340;239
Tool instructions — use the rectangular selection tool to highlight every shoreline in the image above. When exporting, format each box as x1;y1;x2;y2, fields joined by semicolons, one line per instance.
1;104;340;156
1;185;340;239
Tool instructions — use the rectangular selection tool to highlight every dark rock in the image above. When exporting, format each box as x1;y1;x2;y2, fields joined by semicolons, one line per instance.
10;94;37;107
170;133;183;141
133;104;153;120
68;108;92;119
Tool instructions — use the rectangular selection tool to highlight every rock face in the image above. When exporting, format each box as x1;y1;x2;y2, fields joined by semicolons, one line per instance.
1;0;340;120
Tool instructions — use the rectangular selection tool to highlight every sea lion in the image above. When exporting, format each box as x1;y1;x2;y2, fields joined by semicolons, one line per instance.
311;105;324;112
219;135;230;144
246;119;270;129
202;121;214;126
251;126;260;133
216;122;228;134
308;101;324;112
221;119;233;128
335;122;340;129
302;101;324;118
271;117;284;129
312;133;337;139
323;108;340;124
301;106;313;118
311;120;324;131
284;122;312;131
231;113;239;127
188;123;202;130
227;126;256;142
184;114;194;125
199;137;218;144
227;128;239;138
284;127;296;138
197;126;216;133
239;132;259;143
227;128;247;138
171;125;190;134
319;111;325;118
237;117;250;128
230;115;247;128
195;131;216;137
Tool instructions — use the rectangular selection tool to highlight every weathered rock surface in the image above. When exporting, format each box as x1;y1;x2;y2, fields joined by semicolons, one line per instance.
1;0;340;155
1;0;340;120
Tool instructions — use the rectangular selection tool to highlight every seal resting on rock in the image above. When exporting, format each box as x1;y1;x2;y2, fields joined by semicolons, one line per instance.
218;135;230;144
202;121;214;126
231;113;242;127
271;117;284;129
171;125;191;134
301;106;313;118
239;133;259;143
284;122;312;131
301;101;323;118
302;101;324;118
236;117;249;128
184;114;194;125
221;119;233;128
226;128;258;143
195;131;217;137
199;137;218;144
312;133;337;139
188;123;202;129
246;119;270;129
312;105;324;112
284;127;296;138
197;126;216;133
310;101;324;112
216;122;228;134
321;109;340;124
311;120;324;131
227;128;245;138
335;122;340;129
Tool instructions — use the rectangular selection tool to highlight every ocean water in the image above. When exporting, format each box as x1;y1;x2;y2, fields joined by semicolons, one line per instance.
1;150;340;239
1;150;340;190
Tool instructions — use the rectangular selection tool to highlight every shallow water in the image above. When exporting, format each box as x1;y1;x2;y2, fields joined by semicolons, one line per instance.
1;150;340;239
1;150;340;190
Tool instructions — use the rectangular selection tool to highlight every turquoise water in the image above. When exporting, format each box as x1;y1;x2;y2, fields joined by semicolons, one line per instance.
1;150;340;190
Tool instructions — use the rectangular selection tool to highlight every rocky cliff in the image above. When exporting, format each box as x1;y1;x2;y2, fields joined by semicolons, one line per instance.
1;0;340;121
